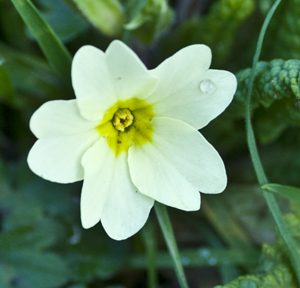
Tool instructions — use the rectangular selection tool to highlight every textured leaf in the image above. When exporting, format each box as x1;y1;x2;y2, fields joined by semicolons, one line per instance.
236;59;300;109
214;212;300;288
228;59;300;143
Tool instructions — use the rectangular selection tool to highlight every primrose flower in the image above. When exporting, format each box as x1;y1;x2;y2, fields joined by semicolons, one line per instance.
27;40;237;240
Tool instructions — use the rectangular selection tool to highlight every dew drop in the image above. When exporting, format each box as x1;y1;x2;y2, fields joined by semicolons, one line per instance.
208;257;217;266
198;248;211;258
199;79;216;94
69;226;81;245
181;256;191;266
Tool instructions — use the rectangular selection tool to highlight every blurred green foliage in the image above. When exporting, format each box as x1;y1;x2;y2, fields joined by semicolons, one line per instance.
215;207;300;288
72;0;125;36
161;0;255;65
1;0;300;287
124;0;174;43
262;0;300;60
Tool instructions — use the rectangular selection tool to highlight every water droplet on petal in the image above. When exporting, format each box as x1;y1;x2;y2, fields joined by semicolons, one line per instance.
199;79;216;94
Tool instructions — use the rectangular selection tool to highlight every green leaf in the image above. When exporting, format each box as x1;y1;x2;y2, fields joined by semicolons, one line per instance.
72;0;125;36
0;42;62;101
125;0;174;43
0;266;14;288
0;63;14;104
234;59;300;143
161;0;254;65
214;211;300;288
262;183;300;203
244;0;300;284
154;203;188;288
0;227;69;288
262;0;300;60
142;221;157;288
6;251;68;288
10;0;71;80
35;0;88;42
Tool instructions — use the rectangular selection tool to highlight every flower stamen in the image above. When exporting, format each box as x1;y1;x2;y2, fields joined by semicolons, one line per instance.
112;108;134;132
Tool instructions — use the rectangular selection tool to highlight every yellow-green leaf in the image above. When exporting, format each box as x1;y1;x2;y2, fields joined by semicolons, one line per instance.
262;183;300;203
73;0;125;36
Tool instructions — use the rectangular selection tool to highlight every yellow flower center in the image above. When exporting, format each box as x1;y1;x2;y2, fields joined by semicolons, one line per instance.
112;108;134;132
97;98;154;156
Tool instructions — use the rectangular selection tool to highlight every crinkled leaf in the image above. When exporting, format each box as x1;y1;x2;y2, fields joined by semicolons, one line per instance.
214;211;300;287
216;59;300;146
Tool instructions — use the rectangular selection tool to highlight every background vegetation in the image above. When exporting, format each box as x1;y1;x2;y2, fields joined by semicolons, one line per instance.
1;0;300;287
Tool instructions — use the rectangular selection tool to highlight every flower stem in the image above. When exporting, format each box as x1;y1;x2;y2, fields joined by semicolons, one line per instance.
142;221;157;288
154;203;189;288
245;0;300;284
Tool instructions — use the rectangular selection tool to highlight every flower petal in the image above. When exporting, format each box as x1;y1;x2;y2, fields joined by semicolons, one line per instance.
72;45;115;121
128;117;227;210
27;131;98;183
30;100;97;138
105;40;158;100
149;45;237;129
149;44;211;102
81;138;154;240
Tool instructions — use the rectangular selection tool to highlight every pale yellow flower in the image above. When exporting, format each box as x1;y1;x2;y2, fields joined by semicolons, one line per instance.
28;41;237;240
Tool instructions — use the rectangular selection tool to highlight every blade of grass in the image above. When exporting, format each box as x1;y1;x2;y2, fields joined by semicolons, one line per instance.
154;203;188;288
245;0;300;283
10;0;71;81
142;221;157;288
262;183;300;203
